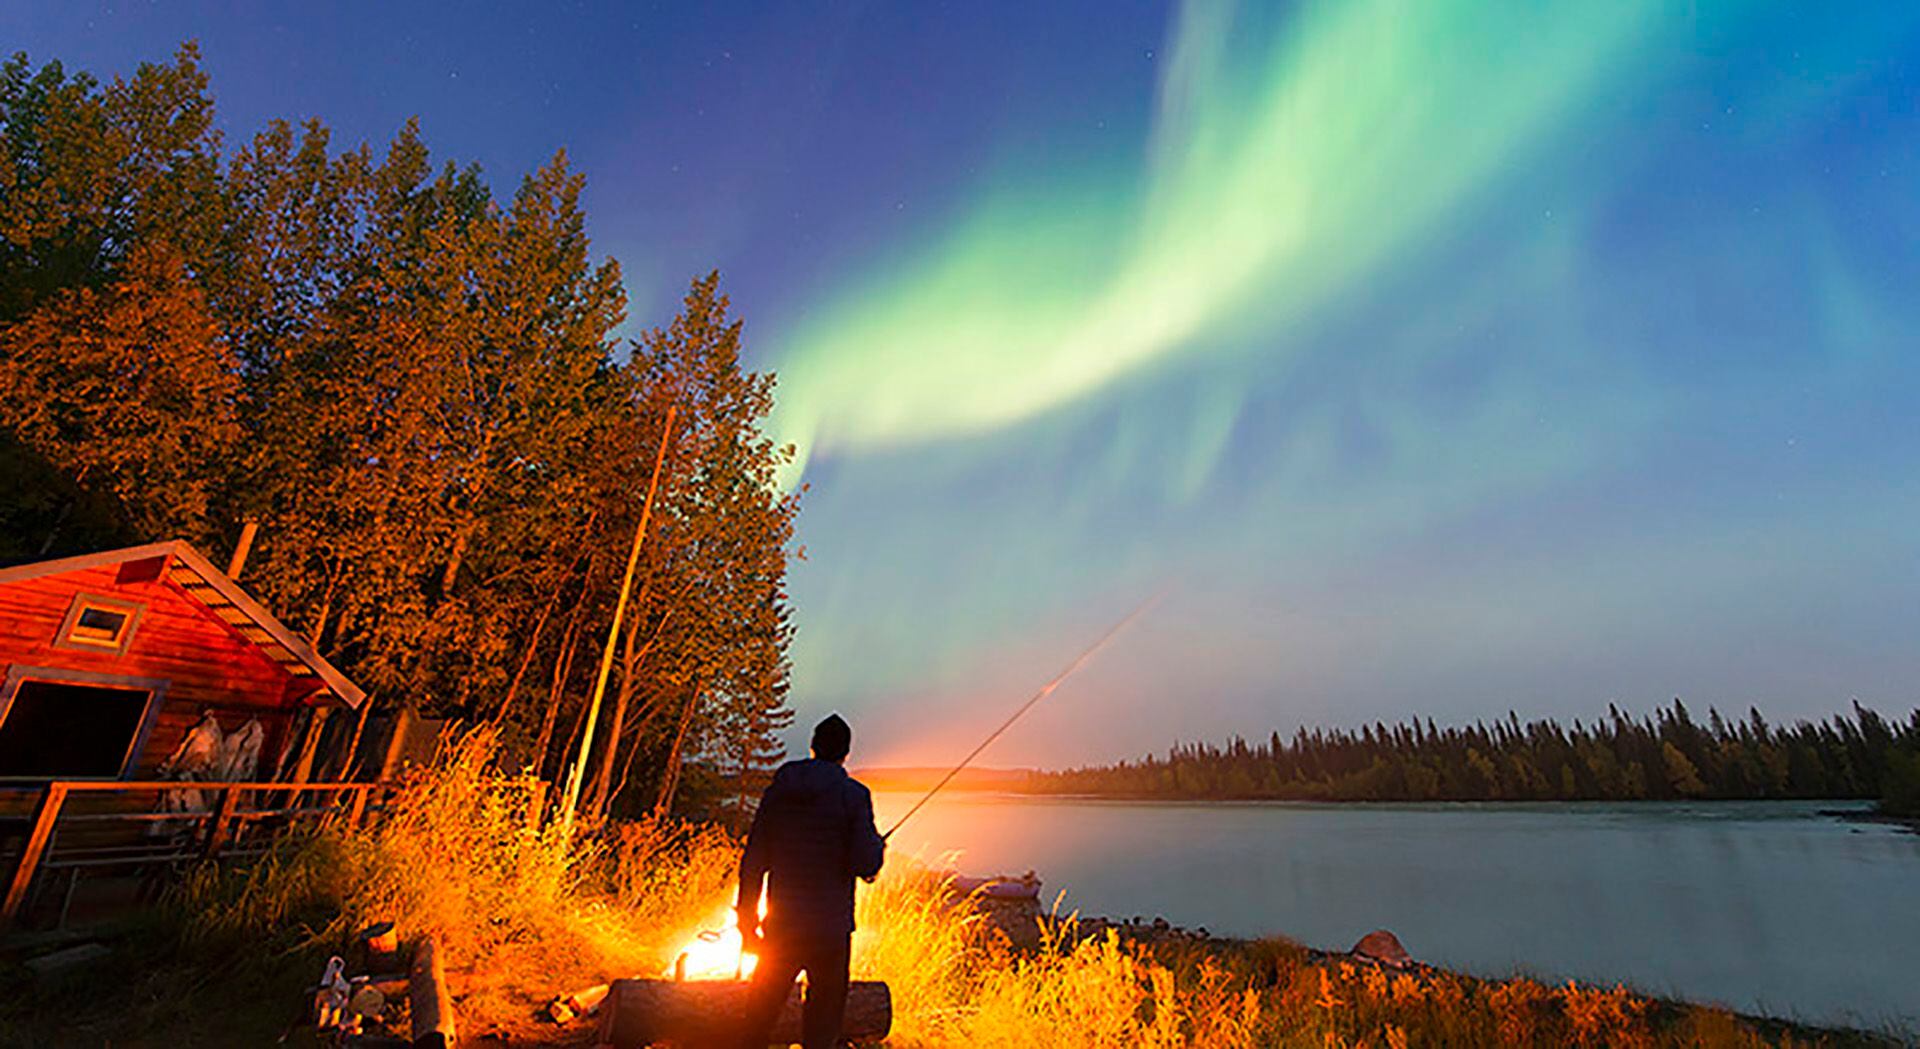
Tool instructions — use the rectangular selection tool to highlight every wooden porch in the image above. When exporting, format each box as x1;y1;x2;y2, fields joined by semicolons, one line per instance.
1;779;387;932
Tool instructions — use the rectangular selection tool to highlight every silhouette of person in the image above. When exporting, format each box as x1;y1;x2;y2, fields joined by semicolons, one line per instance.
733;713;885;1049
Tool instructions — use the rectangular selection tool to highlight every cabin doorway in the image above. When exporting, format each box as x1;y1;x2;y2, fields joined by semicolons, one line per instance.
0;671;166;779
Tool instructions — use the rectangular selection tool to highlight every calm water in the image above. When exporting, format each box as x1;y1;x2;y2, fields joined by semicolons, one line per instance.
873;793;1920;1032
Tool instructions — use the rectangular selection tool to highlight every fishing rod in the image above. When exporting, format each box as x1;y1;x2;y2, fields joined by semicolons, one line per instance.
883;591;1165;840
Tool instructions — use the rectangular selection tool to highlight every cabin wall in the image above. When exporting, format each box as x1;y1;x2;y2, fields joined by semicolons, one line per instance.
0;563;300;781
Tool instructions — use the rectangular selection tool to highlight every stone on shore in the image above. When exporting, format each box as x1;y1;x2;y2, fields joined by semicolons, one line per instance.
1351;929;1413;969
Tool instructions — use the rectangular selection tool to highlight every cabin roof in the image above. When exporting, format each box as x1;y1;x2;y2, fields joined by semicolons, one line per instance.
0;540;365;709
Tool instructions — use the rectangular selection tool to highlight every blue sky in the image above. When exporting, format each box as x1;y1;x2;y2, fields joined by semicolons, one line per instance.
10;2;1918;766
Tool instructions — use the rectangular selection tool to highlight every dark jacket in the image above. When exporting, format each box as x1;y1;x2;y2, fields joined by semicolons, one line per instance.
737;758;885;940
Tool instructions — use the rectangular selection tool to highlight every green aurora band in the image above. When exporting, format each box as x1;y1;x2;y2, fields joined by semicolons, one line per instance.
769;0;1664;478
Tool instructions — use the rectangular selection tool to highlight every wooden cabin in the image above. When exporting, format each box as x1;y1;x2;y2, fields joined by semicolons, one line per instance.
0;540;363;785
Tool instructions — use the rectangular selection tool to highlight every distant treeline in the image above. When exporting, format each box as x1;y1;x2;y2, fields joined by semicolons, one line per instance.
1026;701;1920;813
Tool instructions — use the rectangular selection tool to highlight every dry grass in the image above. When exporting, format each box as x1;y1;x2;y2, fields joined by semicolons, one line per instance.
164;728;741;1035
852;875;1876;1048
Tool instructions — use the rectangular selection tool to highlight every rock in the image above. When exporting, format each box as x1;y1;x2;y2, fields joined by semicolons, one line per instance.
24;942;111;983
1351;929;1413;969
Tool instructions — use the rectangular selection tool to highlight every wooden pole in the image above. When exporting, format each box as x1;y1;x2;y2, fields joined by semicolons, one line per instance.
2;783;68;929
560;403;677;829
225;519;259;580
202;785;241;859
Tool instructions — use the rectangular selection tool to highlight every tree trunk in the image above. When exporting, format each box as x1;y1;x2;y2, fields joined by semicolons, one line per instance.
341;693;375;780
533;607;584;780
290;708;331;782
586;588;649;818
438;526;471;597
494;583;560;727
652;684;702;818
598;979;890;1049
378;704;415;782
503;511;599;730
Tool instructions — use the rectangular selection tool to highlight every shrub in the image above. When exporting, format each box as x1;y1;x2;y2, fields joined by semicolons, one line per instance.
1881;749;1920;817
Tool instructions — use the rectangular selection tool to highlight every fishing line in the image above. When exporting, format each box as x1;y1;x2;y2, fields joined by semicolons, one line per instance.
883;589;1166;840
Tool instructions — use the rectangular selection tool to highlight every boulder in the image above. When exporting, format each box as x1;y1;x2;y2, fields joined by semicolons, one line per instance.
24;942;111;984
1351;929;1413;969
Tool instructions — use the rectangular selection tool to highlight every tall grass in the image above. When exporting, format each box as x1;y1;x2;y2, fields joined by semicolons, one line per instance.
167;728;742;1030
852;861;990;1041
853;876;1859;1048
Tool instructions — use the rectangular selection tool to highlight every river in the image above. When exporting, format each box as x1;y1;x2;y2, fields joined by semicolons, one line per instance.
871;793;1919;1032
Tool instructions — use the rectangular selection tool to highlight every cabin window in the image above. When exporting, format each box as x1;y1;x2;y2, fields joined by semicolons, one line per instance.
0;677;160;779
54;594;143;655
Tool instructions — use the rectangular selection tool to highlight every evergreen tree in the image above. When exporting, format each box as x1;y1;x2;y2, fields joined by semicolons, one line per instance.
1029;700;1920;805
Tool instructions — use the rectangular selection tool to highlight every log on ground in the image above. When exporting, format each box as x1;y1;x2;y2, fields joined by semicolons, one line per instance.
408;935;457;1048
597;978;890;1048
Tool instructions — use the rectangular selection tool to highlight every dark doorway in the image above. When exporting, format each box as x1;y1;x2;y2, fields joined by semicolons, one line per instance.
0;679;154;777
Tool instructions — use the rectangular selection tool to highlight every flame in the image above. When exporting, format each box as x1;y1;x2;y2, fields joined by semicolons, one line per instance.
669;897;766;981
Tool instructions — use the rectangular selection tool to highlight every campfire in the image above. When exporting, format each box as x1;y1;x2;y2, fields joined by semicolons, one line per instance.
599;892;890;1049
669;899;763;981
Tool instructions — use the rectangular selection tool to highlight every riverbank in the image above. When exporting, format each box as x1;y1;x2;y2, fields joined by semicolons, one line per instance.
1071;931;1900;1048
3;744;1911;1047
914;881;1906;1048
1019;913;1907;1048
1822;807;1920;835
3;870;1903;1048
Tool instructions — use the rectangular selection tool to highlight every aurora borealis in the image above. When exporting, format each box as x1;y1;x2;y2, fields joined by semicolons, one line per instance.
770;0;1657;468
15;2;1920;766
768;2;1920;765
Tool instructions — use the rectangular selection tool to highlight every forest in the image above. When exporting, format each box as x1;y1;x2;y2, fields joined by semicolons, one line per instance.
1027;700;1920;813
0;45;796;823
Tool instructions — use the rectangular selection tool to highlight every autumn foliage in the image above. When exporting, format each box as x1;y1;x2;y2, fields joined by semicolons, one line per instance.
0;45;797;819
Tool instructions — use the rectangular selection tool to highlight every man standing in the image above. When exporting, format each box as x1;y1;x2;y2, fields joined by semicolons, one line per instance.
734;714;885;1048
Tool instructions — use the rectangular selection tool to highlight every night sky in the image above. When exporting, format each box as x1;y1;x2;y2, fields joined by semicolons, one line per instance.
10;3;1919;767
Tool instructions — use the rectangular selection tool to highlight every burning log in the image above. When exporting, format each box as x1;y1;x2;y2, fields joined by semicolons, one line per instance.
597;978;890;1048
545;981;611;1024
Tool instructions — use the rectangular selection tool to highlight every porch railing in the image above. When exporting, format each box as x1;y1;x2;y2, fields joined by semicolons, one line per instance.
0;779;386;931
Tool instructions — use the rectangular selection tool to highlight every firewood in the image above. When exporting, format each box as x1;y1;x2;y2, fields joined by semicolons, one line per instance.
408;935;457;1048
597;978;890;1048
